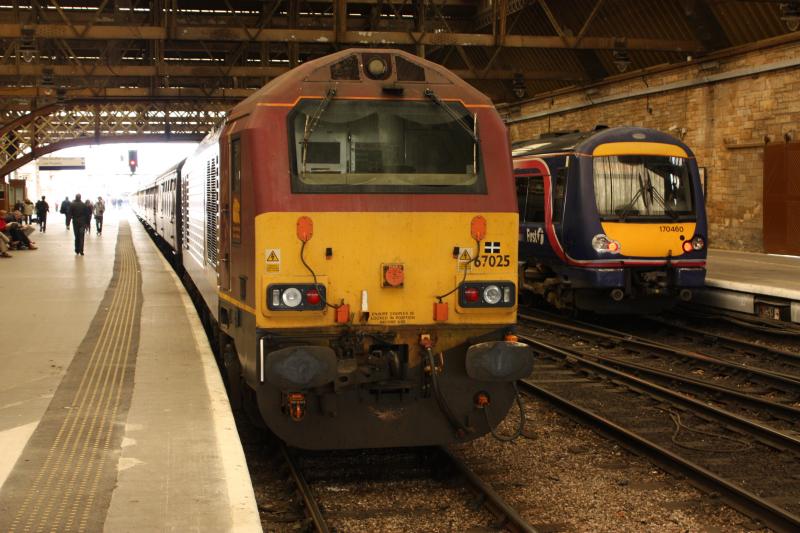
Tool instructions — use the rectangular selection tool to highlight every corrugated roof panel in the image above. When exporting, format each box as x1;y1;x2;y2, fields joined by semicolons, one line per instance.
711;1;786;46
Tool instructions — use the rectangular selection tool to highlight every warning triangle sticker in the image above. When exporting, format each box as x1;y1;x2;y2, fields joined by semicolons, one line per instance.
266;251;279;262
459;249;472;261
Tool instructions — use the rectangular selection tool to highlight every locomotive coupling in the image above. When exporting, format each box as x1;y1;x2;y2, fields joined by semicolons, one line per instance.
465;341;534;382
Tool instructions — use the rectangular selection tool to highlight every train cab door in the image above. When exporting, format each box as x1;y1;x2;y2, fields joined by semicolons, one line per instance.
218;134;241;296
515;168;552;260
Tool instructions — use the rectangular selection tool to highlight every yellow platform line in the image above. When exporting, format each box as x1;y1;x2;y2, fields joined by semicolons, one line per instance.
27;249;136;530
10;229;141;533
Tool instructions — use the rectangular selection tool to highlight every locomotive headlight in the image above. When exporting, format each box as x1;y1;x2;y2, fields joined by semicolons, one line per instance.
367;57;388;77
483;285;503;305
692;235;705;250
281;288;303;308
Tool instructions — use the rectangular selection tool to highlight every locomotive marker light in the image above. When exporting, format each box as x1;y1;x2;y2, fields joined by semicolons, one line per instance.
305;288;321;305
591;233;622;254
297;216;313;242
470;215;487;241
691;235;705;250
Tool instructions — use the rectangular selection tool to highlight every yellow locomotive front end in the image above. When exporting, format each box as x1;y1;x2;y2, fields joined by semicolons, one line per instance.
252;210;528;449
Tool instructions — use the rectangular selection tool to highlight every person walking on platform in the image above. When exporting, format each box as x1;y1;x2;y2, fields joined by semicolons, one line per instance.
84;199;93;235
60;196;71;229
35;196;49;232
22;198;34;224
69;194;89;255
94;196;106;235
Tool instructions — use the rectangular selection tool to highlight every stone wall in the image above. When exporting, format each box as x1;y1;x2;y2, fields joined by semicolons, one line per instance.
506;41;800;252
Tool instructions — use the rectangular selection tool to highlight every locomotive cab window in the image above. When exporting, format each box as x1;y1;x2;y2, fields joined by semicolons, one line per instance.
593;155;694;221
289;99;485;194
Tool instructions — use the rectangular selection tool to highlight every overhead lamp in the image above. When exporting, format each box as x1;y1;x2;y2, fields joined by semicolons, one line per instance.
781;2;800;31
41;67;54;87
19;28;36;63
612;40;631;73
512;73;526;99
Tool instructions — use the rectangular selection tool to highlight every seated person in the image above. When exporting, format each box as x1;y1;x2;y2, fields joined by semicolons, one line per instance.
9;210;35;239
0;223;11;257
0;210;36;250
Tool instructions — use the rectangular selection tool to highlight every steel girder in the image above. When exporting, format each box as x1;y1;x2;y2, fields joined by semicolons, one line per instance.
0;98;231;177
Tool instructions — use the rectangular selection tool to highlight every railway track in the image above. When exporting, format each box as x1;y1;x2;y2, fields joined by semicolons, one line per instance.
623;314;800;376
279;444;537;532
516;332;800;532
519;312;800;412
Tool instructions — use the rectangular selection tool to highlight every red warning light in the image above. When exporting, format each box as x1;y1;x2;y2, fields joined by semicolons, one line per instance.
305;288;321;305
128;150;138;174
464;287;480;302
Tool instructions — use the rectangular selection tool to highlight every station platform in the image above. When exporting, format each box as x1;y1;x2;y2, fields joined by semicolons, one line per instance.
699;248;800;324
0;211;261;532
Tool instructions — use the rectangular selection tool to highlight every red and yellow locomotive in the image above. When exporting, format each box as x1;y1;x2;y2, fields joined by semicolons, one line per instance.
137;49;532;449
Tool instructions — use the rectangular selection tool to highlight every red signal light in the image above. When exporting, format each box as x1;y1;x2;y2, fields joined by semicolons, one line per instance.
464;287;480;302
305;288;321;305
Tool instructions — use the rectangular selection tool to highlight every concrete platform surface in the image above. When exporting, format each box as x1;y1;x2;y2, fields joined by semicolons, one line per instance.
706;249;800;300
0;210;260;532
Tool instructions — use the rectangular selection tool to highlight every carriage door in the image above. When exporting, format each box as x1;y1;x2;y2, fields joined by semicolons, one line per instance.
764;142;800;255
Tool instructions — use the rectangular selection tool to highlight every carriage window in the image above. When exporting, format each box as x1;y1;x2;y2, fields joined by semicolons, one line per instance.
289;99;484;194
515;174;545;223
552;167;566;224
593;155;694;220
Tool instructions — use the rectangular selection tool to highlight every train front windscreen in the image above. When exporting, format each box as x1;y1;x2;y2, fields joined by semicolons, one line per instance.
592;155;695;220
289;98;485;194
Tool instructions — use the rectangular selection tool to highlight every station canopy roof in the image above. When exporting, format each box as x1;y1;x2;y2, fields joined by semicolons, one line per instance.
0;0;796;125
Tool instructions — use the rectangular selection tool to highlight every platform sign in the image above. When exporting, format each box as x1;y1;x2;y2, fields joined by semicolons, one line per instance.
37;157;85;170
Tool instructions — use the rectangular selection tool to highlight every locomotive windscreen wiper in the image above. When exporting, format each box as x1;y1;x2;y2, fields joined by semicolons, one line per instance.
301;87;337;173
424;88;478;143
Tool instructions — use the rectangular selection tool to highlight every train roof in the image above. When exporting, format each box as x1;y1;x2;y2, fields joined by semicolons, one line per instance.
512;126;694;159
229;48;494;120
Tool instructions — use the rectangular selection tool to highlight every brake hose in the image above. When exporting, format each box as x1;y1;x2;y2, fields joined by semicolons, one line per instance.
484;383;527;442
424;346;472;437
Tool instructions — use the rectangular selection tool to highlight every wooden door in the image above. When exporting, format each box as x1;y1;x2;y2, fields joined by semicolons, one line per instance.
763;142;800;255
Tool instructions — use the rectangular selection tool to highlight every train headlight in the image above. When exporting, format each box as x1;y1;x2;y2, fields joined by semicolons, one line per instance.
483;285;502;305
281;288;303;308
459;282;516;308
692;235;705;250
268;284;326;311
367;57;388;78
592;234;621;254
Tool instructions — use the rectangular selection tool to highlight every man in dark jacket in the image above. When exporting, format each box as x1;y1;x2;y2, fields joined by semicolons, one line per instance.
60;196;71;229
69;194;89;255
35;196;49;232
